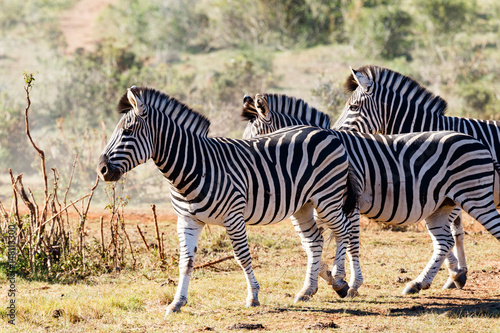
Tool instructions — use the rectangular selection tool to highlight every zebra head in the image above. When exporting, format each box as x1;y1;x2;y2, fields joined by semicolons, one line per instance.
333;66;385;134
241;94;274;139
242;93;331;139
97;86;154;182
334;65;448;135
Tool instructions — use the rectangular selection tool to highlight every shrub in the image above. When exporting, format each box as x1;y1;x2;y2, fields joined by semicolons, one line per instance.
310;76;350;120
345;3;413;60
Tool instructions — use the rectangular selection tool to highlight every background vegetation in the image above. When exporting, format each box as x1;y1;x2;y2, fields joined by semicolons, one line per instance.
1;0;500;193
0;1;499;330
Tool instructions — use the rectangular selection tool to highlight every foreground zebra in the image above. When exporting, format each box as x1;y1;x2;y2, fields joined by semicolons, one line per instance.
242;93;500;296
334;65;500;287
97;86;359;314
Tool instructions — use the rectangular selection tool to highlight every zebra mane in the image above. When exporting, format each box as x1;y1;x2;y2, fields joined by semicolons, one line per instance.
344;65;448;116
117;86;211;136
241;93;331;129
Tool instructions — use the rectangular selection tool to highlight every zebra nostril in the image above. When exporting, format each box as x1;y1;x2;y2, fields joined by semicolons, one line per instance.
100;166;108;176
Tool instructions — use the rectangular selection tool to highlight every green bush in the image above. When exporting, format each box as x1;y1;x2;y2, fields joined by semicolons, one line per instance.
215;0;345;49
99;0;212;54
459;84;500;119
201;52;274;103
345;3;413;60
417;0;477;36
311;76;350;120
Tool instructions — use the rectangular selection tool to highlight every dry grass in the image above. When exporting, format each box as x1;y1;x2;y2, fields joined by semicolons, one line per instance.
1;211;499;332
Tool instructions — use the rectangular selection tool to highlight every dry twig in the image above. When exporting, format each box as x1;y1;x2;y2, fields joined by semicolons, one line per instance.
151;204;163;259
136;225;150;253
194;255;234;270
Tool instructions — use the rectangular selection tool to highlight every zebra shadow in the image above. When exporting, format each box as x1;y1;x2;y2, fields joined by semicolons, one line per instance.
272;296;500;318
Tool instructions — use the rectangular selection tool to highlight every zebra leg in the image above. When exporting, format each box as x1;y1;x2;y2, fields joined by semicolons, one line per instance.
166;216;205;315
316;210;362;298
313;201;352;298
346;209;363;297
403;207;456;295
443;209;468;290
462;201;500;242
290;203;323;302
224;214;260;308
314;211;334;286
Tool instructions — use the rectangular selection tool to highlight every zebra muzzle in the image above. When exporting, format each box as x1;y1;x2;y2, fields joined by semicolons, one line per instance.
97;154;123;182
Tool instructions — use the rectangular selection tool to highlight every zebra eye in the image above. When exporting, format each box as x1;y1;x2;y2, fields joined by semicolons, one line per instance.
349;104;359;112
123;128;132;136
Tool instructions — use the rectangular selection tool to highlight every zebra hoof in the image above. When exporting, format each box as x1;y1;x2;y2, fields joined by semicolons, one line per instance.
402;281;421;295
294;294;312;303
246;299;260;307
333;282;350;298
319;263;333;285
165;305;181;315
453;271;467;289
346;288;359;298
442;277;457;290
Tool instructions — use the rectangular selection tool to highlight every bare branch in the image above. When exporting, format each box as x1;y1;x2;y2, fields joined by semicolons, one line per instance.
194;255;234;270
151;204;163;259
23;74;48;210
136;224;150;253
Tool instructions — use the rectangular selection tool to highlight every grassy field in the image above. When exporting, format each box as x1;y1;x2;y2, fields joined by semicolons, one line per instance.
1;211;499;332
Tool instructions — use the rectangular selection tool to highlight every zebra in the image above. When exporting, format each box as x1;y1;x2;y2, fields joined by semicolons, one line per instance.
334;65;500;288
241;93;500;296
97;86;360;315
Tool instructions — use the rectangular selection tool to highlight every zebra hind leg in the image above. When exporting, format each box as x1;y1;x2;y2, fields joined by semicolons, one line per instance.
315;209;363;298
403;207;456;295
312;201;352;298
346;209;363;297
443;209;468;289
223;214;260;308
290;203;324;302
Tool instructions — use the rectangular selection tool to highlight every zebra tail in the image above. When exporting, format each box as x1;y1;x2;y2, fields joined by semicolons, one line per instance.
342;165;361;217
493;160;500;176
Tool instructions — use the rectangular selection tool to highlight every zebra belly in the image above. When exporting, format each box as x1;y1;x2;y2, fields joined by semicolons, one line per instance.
169;189;306;227
494;173;500;207
358;182;448;225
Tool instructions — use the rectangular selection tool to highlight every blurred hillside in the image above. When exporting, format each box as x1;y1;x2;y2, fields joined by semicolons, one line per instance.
1;0;500;203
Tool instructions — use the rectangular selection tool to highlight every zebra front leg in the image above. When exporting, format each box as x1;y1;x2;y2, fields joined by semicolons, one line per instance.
224;214;260;308
403;208;455;295
290;203;323;302
443;209;468;290
166;216;205;315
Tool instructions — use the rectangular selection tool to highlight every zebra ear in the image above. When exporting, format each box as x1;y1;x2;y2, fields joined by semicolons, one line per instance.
127;87;146;117
254;94;270;119
350;66;372;92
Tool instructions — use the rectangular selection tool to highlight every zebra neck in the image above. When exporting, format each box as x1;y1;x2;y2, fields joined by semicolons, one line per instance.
153;125;208;192
386;107;447;133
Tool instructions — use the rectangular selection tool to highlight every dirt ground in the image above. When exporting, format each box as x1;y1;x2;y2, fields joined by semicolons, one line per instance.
59;0;117;54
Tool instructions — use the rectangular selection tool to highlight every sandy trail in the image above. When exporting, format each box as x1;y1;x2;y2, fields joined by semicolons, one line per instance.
60;0;117;54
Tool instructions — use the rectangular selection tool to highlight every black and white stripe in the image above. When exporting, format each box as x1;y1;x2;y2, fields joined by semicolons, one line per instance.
97;87;358;315
335;65;500;287
242;93;500;296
